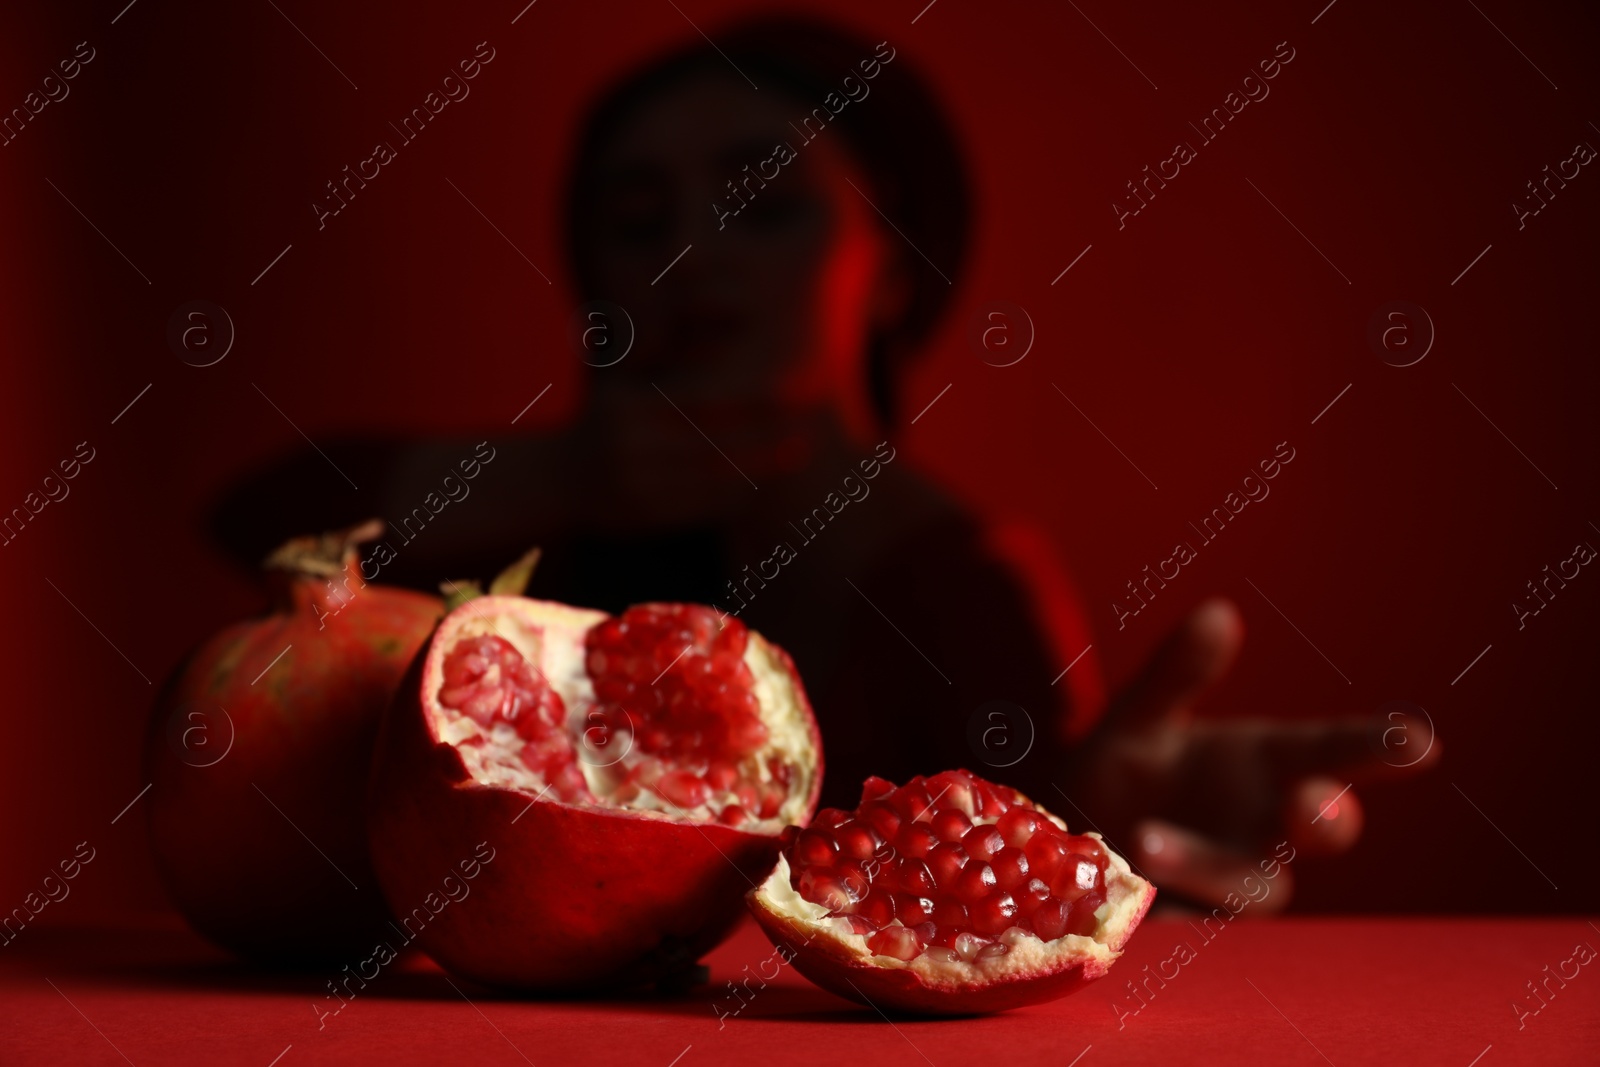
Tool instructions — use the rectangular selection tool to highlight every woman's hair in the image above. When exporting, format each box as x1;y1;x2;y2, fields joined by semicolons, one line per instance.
563;16;971;425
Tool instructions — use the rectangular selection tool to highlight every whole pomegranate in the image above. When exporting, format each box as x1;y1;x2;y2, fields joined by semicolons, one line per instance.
145;521;442;962
748;769;1155;1014
367;595;822;991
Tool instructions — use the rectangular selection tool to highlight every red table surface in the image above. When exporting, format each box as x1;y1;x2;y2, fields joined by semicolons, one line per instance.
2;915;1595;1066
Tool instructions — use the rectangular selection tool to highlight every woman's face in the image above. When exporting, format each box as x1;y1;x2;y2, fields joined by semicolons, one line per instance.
579;69;899;422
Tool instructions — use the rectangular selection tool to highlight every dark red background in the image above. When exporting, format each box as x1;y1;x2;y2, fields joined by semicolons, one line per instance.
2;0;1595;924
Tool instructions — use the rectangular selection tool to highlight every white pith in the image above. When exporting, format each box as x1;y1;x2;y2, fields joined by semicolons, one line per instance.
425;596;815;829
754;803;1151;984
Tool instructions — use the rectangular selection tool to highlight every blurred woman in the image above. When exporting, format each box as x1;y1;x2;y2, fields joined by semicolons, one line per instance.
217;18;1431;911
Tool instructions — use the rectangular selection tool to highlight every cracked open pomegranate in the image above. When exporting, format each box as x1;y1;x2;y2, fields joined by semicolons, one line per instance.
368;595;821;990
748;769;1155;1014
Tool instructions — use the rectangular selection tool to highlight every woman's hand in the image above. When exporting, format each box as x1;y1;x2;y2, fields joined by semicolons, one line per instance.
1063;599;1439;912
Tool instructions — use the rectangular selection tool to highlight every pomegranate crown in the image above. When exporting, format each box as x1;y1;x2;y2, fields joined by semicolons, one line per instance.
262;518;386;579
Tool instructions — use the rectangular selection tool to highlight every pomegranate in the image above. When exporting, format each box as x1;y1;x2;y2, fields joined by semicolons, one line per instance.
367;595;821;990
748;769;1155;1014
145;521;443;962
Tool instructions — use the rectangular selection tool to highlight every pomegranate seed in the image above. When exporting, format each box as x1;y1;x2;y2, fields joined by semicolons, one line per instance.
996;807;1042;848
766;756;793;787
955;863;998;904
713;622;746;655
971;891;1018;935
799;870;853;911
1052;854;1100;901
815;809;851;829
976;782;1010;818
1024;834;1068;885
834;822;878;861
990;846;1030;891
718;805;749;826
898;859;937;895
1072;837;1110;873
953;932;990;963
627;756;662;786
549;763;590;800
860;776;896;802
975;941;1009;961
866;856;900;891
930;808;972;843
705;761;739;791
926;843;967;888
855;890;896;928
931;898;969;931
922;947;960;964
866;925;922;961
839;915;875;936
1016;878;1052;917
890;783;933;822
895;822;940;859
926;771;977;817
1032;898;1069;941
962;824;1005;863
861;801;903;841
758;783;785;819
1067;892;1103;936
896;894;934;925
836;861;869;901
793;829;838;868
1064;833;1098;853
656;770;709;809
725;711;768;753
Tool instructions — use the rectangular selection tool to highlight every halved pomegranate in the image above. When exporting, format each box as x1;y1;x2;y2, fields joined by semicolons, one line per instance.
748;770;1155;1014
368;595;821;990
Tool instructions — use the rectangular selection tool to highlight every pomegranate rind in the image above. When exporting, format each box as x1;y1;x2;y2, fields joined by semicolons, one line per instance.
368;596;823;990
747;818;1155;1014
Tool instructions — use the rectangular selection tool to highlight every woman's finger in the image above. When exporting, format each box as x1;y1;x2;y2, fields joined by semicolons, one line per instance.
1248;716;1442;785
1129;818;1294;915
1108;598;1244;732
1283;775;1365;857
